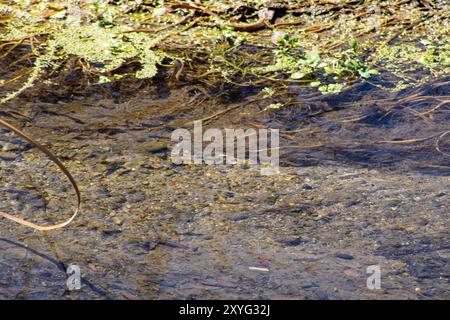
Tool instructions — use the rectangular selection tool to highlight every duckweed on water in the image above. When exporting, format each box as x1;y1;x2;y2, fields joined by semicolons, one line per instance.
0;0;449;100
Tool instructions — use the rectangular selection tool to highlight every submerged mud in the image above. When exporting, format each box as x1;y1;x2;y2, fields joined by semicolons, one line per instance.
0;84;449;299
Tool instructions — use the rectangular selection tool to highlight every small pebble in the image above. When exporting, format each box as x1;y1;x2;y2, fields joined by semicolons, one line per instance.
113;217;123;225
335;253;354;260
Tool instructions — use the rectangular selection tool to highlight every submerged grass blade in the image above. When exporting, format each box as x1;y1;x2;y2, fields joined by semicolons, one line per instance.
0;117;81;231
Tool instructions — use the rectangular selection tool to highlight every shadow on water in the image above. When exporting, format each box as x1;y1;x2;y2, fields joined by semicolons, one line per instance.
242;79;450;175
0;237;113;299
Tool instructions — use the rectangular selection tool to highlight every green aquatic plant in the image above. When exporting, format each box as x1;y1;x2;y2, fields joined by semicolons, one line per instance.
370;37;449;91
342;39;379;79
46;23;167;79
256;36;379;94
1;14;169;103
0;40;59;104
0;0;448;98
261;87;275;98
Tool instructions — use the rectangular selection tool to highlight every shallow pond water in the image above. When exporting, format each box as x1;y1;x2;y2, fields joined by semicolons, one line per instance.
0;81;448;299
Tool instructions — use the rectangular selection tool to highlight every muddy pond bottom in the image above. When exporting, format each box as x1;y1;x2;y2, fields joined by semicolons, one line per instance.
0;89;449;299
